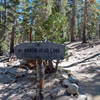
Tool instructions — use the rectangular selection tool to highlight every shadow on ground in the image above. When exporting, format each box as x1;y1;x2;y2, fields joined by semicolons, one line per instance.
0;66;36;100
79;66;100;96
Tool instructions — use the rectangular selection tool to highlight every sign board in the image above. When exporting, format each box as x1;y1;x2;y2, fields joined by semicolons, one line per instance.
14;42;65;60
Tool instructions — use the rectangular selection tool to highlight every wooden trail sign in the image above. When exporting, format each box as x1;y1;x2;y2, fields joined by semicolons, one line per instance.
14;42;65;60
14;41;65;100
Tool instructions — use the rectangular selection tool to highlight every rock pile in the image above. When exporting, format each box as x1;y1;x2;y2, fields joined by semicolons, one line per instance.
45;72;87;100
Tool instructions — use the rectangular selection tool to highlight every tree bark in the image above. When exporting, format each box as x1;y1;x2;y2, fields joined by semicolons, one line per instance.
99;24;100;39
29;16;34;42
0;11;1;23
55;60;59;72
10;17;16;54
70;0;76;42
4;0;7;38
30;27;32;42
82;0;87;43
37;58;44;100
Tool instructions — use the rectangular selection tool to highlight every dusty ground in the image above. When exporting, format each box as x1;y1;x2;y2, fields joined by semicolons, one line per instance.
60;41;100;100
0;41;100;100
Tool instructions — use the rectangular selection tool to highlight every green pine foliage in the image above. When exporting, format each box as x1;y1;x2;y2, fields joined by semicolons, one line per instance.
0;0;99;54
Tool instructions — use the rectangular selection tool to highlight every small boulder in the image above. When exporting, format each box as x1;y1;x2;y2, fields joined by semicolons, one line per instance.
55;95;87;100
63;79;79;96
66;83;79;96
68;74;79;85
63;79;70;86
50;87;66;99
44;79;60;88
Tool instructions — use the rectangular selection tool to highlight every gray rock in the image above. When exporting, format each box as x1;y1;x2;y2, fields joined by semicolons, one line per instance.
44;79;60;88
66;83;79;95
63;79;79;96
55;95;87;100
68;76;79;85
50;87;66;99
63;79;70;86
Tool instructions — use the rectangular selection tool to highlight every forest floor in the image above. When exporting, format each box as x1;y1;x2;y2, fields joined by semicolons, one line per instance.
0;41;100;100
60;40;100;100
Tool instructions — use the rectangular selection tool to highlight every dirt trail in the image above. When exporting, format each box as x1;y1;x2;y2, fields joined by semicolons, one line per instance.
60;41;100;100
0;41;100;100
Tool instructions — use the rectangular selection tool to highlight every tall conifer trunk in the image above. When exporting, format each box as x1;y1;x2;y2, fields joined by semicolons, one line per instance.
99;24;100;39
71;0;75;42
0;11;1;23
82;0;87;43
29;16;34;42
4;0;7;37
10;17;16;54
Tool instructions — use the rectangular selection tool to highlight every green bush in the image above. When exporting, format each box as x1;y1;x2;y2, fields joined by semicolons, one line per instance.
1;41;9;56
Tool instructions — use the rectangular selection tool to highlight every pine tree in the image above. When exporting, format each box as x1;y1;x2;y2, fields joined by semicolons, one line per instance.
70;0;76;42
82;0;87;43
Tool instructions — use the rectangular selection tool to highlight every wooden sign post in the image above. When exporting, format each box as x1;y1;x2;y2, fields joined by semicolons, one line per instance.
37;58;44;100
14;41;65;100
